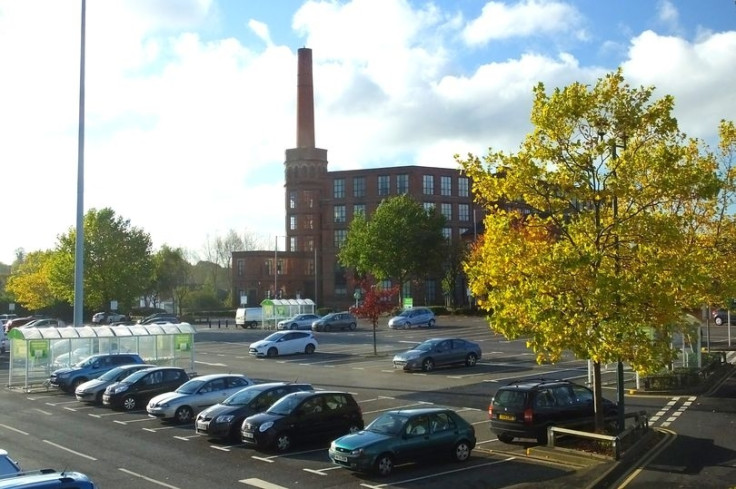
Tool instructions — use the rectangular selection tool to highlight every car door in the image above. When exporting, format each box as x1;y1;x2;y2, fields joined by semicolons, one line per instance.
196;377;227;410
433;339;454;367
293;395;330;442
279;333;299;355
398;414;433;462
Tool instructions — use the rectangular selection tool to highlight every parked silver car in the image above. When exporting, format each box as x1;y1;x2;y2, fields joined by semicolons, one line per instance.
392;337;481;372
388;307;436;329
277;313;321;330
147;373;253;423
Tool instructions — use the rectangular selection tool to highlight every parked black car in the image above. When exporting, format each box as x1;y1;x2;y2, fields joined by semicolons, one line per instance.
241;390;364;451
489;379;617;444
102;366;189;411
195;382;314;440
712;308;736;326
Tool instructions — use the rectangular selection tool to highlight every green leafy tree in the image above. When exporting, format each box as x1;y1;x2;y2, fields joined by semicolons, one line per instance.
148;246;192;309
458;70;729;431
349;277;399;355
6;250;57;310
48;208;154;312
338;194;446;304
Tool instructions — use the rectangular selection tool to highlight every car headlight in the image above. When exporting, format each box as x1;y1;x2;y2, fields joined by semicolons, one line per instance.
57;372;70;378
76;388;88;394
350;448;365;456
216;414;234;423
111;384;129;394
259;421;274;432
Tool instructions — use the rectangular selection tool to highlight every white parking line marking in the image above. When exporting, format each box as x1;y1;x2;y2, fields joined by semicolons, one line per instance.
195;361;228;367
119;468;182;489
33;408;53;416
114;417;156;425
239;478;288;489
43;440;97;460
0;424;29;435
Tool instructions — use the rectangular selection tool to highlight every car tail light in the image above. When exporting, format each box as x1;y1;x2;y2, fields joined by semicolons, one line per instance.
523;408;534;425
488;403;493;418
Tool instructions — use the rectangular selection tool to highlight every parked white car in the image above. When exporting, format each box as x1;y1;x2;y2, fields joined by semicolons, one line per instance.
248;331;318;358
277;313;321;330
146;373;253;423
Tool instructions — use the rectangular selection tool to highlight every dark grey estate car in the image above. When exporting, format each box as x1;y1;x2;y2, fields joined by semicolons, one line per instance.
489;379;617;444
311;312;357;332
49;353;144;392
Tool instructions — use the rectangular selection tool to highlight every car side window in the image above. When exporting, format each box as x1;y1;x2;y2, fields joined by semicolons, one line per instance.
429;412;454;433
406;415;429;436
533;389;556;409
324;394;346;411
229;377;249;388
206;378;226;392
551;386;574;406
436;340;450;352
301;397;324;414
571;385;594;404
163;370;182;382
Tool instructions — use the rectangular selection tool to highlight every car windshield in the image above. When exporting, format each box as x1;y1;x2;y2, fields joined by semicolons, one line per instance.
398;310;412;317
98;366;126;381
122;368;154;383
414;340;439;352
266;394;303;415
223;388;263;406
176;379;205;394
366;413;407;435
263;332;285;342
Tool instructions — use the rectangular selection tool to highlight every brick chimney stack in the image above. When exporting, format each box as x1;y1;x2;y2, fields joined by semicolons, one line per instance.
296;47;315;148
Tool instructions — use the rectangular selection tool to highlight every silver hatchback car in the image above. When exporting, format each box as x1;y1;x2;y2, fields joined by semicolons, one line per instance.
388;307;436;329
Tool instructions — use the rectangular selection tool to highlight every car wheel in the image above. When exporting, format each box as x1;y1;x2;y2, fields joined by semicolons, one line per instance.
422;358;435;372
95;391;103;403
497;433;514;443
715;317;724;326
348;322;357;331
374;453;394;477
274;432;292;452
290;323;298;330
465;353;478;367
324;324;331;332
71;377;86;390
427;319;435;327
267;347;278;358
175;406;194;424
304;343;316;354
453;440;472;462
122;395;137;411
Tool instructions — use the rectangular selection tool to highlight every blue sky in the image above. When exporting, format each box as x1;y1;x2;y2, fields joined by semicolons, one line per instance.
1;0;734;265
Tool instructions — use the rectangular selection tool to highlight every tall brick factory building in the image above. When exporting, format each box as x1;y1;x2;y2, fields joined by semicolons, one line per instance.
232;48;484;310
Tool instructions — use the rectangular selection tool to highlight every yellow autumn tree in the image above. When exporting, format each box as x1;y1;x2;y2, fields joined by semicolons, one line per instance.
457;70;732;431
6;250;57;311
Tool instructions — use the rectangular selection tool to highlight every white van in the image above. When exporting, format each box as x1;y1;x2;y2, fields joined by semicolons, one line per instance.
235;307;263;329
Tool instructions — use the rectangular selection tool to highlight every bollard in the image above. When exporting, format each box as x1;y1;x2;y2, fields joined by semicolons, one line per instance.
218;319;221;328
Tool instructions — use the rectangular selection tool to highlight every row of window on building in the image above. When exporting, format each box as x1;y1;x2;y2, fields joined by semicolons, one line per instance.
332;175;470;199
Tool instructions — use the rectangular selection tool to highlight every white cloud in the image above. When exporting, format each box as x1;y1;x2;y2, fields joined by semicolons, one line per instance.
462;0;585;45
0;0;734;266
